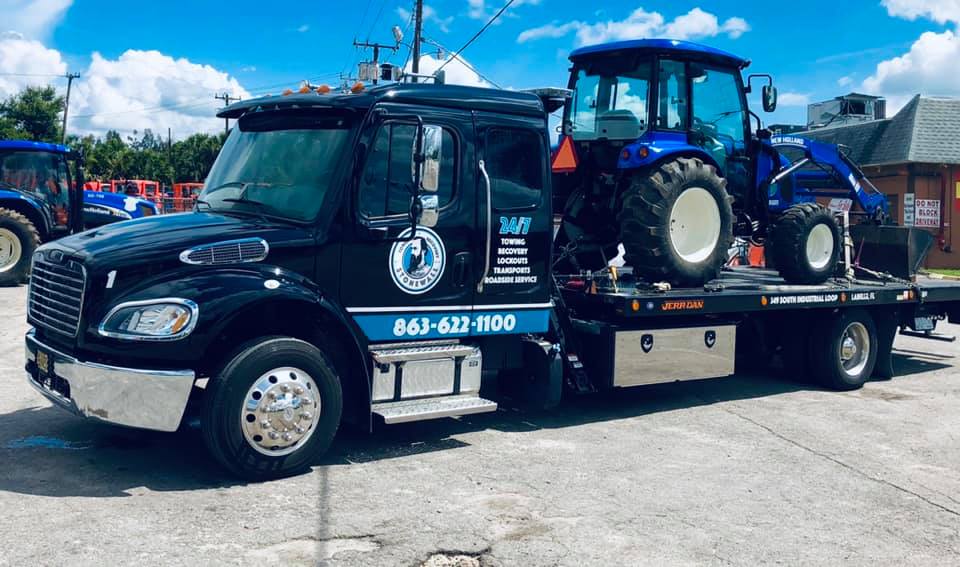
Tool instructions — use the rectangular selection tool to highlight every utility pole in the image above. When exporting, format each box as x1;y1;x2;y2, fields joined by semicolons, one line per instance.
353;39;398;85
214;92;241;134
411;0;424;82
61;72;80;144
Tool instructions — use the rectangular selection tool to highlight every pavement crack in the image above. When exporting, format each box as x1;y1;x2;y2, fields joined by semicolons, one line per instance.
719;403;960;518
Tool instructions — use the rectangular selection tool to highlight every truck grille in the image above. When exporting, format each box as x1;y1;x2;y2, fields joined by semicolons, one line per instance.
179;238;269;265
28;253;86;337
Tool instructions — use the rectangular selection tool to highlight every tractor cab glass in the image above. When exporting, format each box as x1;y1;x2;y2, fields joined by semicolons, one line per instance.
202;110;354;222
0;149;72;229
689;65;750;190
568;58;652;141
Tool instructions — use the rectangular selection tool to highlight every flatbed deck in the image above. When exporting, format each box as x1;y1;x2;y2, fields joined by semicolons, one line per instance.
559;267;960;322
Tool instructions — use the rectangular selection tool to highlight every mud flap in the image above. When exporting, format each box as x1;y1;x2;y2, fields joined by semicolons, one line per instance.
872;309;899;379
518;338;563;410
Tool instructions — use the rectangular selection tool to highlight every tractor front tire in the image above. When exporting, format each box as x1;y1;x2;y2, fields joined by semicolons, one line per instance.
770;203;840;285
618;157;734;286
0;208;40;286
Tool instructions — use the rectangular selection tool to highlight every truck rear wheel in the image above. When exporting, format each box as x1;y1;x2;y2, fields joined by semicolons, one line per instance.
0;208;40;286
810;308;877;391
202;337;342;480
618;157;733;285
769;204;840;284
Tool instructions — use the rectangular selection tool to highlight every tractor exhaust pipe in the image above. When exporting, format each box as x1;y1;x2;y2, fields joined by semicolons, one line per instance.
849;224;935;280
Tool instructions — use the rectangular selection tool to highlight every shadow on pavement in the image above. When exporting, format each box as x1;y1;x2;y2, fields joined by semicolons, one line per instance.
0;351;945;498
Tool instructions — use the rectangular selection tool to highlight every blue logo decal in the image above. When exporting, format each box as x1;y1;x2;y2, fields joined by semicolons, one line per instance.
499;216;531;235
390;226;446;295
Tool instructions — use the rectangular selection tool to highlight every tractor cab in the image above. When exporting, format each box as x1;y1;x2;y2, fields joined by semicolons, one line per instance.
562;39;764;200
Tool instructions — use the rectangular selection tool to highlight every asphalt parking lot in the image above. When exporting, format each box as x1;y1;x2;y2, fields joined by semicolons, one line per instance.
2;284;960;566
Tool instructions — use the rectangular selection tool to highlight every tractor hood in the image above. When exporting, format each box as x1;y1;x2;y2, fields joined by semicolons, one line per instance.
46;211;312;273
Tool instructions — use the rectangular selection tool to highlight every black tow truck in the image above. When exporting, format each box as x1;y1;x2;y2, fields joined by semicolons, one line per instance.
23;82;960;479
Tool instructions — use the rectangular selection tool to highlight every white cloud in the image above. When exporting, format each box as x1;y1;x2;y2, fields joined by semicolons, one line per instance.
405;54;490;88
0;31;68;99
517;7;749;46
468;0;541;21
777;92;811;106
837;75;853;87
397;5;454;33
862;29;960;112
882;0;960;24
0;0;72;40
68;50;250;137
240;65;257;72
297;24;309;33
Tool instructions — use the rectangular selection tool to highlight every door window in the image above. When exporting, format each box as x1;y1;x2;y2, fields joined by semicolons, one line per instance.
657;59;688;130
359;123;456;219
691;67;748;167
484;128;544;211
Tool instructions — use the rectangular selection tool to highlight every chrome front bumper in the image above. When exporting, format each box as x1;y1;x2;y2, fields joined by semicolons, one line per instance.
25;330;195;432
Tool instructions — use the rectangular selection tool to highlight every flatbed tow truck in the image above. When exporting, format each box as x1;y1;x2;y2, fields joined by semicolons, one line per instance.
21;74;960;479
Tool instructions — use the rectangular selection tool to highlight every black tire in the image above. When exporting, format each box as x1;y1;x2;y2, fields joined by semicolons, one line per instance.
202;337;342;480
618;157;734;286
769;203;840;284
810;308;877;391
0;207;40;286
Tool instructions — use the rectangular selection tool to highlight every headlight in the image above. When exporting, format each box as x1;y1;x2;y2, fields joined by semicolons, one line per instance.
98;298;198;341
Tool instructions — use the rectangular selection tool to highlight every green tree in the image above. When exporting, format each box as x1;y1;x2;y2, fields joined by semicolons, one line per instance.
0;85;64;142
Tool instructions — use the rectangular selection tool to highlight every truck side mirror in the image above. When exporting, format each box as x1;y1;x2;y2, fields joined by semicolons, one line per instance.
418;194;439;227
762;85;778;113
417;124;442;193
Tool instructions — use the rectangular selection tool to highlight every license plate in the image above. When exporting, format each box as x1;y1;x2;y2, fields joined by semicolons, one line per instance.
36;349;51;375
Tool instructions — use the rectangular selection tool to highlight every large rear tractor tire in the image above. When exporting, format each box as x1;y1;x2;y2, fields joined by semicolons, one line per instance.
618;157;734;286
770;203;840;285
0;208;40;286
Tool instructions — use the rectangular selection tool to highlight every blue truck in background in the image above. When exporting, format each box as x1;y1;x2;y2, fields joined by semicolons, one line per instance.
0;140;157;285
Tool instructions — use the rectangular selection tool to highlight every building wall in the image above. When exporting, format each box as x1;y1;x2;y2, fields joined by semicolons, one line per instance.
859;163;958;269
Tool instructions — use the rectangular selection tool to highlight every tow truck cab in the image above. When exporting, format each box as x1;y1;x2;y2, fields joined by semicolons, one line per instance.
24;84;557;478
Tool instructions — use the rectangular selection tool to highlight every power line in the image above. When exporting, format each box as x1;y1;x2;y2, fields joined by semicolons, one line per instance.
435;0;514;76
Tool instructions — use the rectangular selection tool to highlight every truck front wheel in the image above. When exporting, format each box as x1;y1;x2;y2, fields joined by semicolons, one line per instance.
0;208;40;286
618;157;733;285
202;337;343;480
810;308;877;391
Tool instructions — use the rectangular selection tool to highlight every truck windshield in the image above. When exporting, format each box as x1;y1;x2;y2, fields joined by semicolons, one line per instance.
202;110;354;222
568;59;652;141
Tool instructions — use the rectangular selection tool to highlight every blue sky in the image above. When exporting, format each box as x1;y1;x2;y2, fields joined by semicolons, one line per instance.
2;0;959;136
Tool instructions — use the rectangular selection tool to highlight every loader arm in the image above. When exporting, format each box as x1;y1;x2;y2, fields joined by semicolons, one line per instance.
768;135;889;218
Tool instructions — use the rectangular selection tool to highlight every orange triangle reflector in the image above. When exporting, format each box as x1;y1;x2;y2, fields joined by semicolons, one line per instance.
551;136;578;173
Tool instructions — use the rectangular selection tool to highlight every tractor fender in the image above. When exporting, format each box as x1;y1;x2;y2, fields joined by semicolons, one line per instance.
0;189;51;239
91;264;372;427
616;132;722;172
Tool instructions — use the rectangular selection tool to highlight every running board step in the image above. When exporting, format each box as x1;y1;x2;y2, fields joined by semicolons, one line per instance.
373;395;497;424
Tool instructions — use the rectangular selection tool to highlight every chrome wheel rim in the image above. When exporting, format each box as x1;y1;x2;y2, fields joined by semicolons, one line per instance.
241;366;321;457
0;228;23;273
806;223;834;270
840;322;870;377
669;187;721;264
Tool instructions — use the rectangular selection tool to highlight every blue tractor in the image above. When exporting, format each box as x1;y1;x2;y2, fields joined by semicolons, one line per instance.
0;140;158;285
553;39;893;285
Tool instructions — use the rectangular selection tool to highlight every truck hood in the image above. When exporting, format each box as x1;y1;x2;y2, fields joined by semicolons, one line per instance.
49;211;312;272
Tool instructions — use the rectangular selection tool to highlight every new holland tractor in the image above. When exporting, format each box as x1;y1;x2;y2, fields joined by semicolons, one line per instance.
552;39;892;285
0;140;158;285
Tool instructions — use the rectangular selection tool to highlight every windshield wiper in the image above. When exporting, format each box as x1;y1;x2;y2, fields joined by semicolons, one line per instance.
205;181;249;192
194;198;212;210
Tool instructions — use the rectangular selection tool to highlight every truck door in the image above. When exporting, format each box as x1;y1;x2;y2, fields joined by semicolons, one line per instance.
472;112;553;336
339;105;478;343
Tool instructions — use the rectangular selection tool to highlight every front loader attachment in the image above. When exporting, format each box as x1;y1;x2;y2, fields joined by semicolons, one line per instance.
850;224;934;280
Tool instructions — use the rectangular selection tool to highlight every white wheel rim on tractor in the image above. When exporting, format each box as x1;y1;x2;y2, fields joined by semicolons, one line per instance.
669;187;721;264
0;228;22;273
806;223;835;270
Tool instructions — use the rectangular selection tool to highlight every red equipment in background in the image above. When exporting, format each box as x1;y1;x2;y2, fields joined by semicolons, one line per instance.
110;179;163;211
169;182;204;212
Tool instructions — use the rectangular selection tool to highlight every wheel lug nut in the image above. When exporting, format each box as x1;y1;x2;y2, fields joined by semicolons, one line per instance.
261;421;271;430
269;432;279;440
268;391;277;399
295;426;305;434
281;384;290;393
282;433;293;442
294;387;303;395
301;411;313;420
